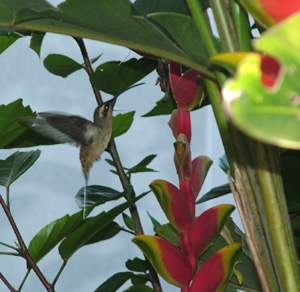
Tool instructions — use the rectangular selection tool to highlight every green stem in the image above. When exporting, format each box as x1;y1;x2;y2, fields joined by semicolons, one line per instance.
18;270;30;291
186;0;235;167
52;260;67;288
229;0;252;51
0;241;19;251
253;143;300;291
209;0;237;52
187;1;300;292
186;0;219;56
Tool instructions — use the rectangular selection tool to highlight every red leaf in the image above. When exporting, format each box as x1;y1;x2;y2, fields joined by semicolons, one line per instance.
150;180;194;233
191;156;213;198
173;69;202;110
190;243;242;292
189;205;235;257
133;235;194;287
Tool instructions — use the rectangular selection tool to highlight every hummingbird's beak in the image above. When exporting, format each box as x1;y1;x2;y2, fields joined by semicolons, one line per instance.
103;82;145;105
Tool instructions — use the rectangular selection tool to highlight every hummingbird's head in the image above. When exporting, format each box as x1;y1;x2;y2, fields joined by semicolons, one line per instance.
93;82;145;126
93;100;114;127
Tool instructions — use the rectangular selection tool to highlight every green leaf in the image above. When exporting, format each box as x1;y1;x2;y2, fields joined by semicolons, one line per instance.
147;211;161;228
0;150;40;187
142;95;177;117
154;223;180;247
90;58;154;95
126;258;149;273
124;284;153;292
122;213;135;231
30;31;45;57
75;185;122;207
59;192;147;259
1;99;57;149
28;210;84;264
223;14;300;149
0;33;20;54
105;159;116;168
127;166;158;174
134;154;157;167
0;99;33;149
133;0;192;16
0;0;215;78
127;155;158;174
196;183;231;204
219;154;230;173
85;221;121;245
43;54;84;77
150;13;209;66
112;111;135;138
94;272;133;292
131;274;148;285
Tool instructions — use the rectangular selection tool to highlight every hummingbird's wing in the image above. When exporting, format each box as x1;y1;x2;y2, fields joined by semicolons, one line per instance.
22;112;103;146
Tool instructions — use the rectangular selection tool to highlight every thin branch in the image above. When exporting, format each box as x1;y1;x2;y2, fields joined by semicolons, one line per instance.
0;241;19;251
18;270;30;292
52;260;67;288
0;272;16;292
74;37;103;105
0;252;21;257
6;186;10;211
0;195;53;292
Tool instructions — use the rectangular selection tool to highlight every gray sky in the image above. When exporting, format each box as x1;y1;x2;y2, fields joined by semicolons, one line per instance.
0;12;239;292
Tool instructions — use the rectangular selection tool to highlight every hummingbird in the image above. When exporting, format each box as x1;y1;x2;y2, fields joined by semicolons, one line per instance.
21;83;143;218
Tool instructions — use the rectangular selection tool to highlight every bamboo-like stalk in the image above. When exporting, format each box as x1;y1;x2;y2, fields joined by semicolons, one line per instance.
186;0;300;291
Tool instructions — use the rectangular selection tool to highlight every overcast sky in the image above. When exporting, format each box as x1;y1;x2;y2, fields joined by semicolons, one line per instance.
0;4;239;292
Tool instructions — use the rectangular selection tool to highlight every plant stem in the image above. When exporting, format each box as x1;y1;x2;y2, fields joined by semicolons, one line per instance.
74;37;103;105
0;195;53;291
209;0;237;52
0;241;19;251
52;260;67;288
187;1;300;292
0;272;16;292
229;0;252;51
6;186;10;210
75;38;162;292
186;0;235;168
18;270;30;292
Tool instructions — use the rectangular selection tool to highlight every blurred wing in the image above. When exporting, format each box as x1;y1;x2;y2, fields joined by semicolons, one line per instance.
21;112;102;146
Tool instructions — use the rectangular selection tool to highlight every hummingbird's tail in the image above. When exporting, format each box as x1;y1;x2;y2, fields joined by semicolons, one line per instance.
83;178;87;220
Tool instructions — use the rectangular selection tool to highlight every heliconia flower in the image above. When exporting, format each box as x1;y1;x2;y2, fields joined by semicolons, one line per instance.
190;243;242;292
170;62;203;111
174;133;192;181
190;156;213;198
170;62;181;88
179;180;196;216
149;179;194;233
189;205;235;257
132;235;194;287
239;0;300;27
169;109;192;143
260;0;300;23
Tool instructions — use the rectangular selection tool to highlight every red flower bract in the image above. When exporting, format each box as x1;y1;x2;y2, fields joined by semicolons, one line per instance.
260;0;300;22
260;55;281;88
